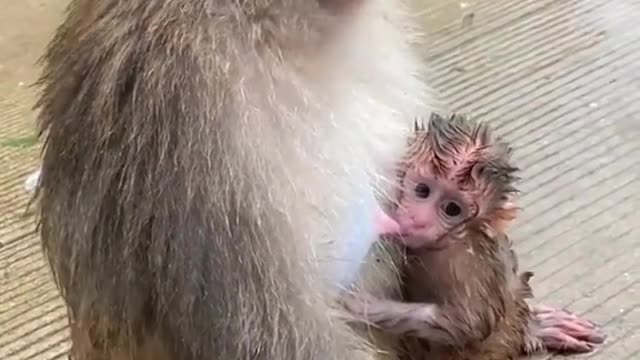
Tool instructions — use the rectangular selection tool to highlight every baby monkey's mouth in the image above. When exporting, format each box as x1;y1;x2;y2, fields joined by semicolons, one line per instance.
389;232;449;251
390;219;469;251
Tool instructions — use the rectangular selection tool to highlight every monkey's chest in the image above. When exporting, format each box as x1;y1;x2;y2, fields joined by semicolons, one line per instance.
401;248;532;360
402;247;470;303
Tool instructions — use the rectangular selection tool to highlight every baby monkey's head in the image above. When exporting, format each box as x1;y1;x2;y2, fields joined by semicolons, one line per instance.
394;113;519;249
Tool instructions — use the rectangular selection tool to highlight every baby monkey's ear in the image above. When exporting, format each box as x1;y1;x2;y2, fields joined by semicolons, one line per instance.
489;193;520;233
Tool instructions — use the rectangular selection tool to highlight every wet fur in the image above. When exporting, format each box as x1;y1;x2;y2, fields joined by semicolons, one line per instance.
399;113;520;233
400;231;534;360
351;114;604;359
33;0;428;359
401;114;533;359
351;113;533;360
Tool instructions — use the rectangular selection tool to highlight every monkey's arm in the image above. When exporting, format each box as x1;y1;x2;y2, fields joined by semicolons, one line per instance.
341;293;496;347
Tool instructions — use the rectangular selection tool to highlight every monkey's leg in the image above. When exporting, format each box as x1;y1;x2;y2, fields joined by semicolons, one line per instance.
523;305;606;354
340;293;468;347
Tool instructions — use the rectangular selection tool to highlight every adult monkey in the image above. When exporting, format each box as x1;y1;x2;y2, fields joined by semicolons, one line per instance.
33;0;428;359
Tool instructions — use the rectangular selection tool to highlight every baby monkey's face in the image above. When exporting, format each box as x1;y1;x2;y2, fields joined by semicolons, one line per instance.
395;168;472;249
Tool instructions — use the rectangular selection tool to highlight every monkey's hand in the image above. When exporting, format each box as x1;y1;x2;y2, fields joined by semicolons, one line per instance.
338;292;470;347
526;305;606;354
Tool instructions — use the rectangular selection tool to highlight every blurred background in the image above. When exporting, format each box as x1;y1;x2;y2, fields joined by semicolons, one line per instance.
0;0;638;359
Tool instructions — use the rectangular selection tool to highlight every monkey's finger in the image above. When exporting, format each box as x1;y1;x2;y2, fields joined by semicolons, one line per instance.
533;305;597;326
539;328;596;354
553;322;607;344
532;304;573;315
537;310;599;330
533;305;584;319
538;317;607;345
581;331;607;344
550;308;599;329
538;315;596;329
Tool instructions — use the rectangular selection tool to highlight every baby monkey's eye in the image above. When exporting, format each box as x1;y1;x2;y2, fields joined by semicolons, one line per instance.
443;201;462;217
414;183;431;199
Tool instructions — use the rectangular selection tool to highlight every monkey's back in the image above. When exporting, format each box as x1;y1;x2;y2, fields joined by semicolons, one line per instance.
400;233;534;360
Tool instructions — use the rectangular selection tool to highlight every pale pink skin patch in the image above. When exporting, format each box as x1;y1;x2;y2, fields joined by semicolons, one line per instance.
374;209;402;236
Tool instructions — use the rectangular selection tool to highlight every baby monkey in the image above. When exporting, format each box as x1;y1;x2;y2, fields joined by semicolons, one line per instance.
346;113;605;359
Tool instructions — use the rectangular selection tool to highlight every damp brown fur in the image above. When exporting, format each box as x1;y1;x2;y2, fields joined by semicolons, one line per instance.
399;232;535;360
396;113;519;238
32;0;429;359
344;113;605;360
386;113;532;359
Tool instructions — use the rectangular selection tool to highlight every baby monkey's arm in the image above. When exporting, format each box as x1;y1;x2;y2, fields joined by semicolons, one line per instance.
340;292;496;348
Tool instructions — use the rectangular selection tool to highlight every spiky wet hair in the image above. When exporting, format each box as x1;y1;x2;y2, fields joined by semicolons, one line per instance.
397;112;520;232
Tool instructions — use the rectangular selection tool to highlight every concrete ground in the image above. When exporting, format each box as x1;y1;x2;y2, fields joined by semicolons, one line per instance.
0;0;637;359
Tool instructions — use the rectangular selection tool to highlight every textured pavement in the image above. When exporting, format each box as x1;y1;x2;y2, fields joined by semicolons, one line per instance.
0;0;638;359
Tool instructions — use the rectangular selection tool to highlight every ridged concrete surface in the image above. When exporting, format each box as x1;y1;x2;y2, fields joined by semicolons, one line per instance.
0;0;638;359
0;1;69;359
